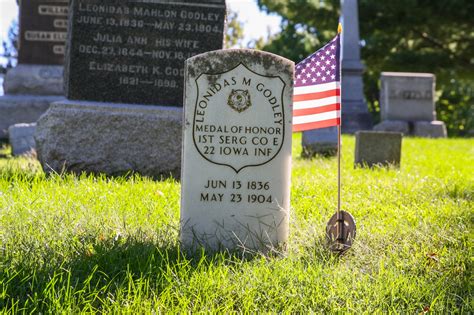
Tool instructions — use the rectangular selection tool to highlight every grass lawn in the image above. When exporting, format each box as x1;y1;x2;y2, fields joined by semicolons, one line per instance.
0;135;472;313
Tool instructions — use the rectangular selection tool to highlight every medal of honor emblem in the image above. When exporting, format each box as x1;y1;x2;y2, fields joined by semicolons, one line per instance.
227;89;251;112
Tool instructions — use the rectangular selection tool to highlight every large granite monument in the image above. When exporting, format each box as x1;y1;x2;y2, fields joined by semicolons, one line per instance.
0;0;68;140
181;49;294;252
340;0;372;133
36;0;227;177
374;72;447;138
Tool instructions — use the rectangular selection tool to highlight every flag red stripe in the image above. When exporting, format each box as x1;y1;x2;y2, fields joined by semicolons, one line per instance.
293;103;340;117
292;118;341;132
293;89;340;102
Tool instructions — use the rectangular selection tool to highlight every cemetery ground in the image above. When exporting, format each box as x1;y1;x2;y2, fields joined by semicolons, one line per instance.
0;135;472;313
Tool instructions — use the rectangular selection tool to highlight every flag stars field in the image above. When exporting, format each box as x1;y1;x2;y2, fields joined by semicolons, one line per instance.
293;31;341;132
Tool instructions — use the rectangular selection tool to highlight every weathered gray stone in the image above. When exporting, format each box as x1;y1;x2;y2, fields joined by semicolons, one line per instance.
380;72;436;122
66;0;226;106
181;49;294;252
0;2;67;143
373;120;410;135
3;65;63;95
36;101;182;177
355;131;402;167
413;121;447;138
36;1;227;177
8;123;37;156
0;94;63;139
302;127;338;156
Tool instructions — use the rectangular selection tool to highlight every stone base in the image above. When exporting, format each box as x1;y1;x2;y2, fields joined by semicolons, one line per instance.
302;127;338;157
373;120;447;138
413;121;447;138
373;120;410;134
8;123;37;156
341;109;373;134
355;131;402;167
3;64;63;95
0;94;63;139
36;100;182;178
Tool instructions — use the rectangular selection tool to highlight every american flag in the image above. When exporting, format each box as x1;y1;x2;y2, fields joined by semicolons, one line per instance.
293;33;341;132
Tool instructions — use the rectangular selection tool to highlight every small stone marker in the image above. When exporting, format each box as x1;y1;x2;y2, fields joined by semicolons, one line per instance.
36;0;226;177
8;123;37;156
374;72;447;138
66;0;226;106
354;131;402;167
18;0;69;65
302;127;338;157
181;50;294;252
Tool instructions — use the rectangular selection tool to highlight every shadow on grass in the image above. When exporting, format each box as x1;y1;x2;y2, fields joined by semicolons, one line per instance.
0;235;266;312
40;162;181;182
0;163;180;187
0;152;179;184
296;235;352;267
298;150;337;160
441;184;473;201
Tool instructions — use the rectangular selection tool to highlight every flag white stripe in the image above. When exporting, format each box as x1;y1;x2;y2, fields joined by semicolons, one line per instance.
293;96;340;110
293;110;340;125
294;81;340;95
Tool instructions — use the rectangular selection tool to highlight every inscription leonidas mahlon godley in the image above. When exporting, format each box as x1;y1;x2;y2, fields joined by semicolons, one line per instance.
180;49;294;252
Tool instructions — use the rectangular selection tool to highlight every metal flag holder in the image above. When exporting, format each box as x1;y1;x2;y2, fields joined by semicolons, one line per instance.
326;24;356;254
325;124;356;254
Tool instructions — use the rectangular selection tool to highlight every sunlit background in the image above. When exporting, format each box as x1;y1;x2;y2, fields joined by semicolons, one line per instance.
0;0;281;66
0;0;282;94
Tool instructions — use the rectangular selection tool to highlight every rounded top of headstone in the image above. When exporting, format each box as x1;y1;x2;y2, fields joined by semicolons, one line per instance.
186;49;294;79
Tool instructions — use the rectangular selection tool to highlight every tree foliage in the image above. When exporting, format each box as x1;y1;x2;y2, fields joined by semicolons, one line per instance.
225;10;245;48
1;19;18;74
257;0;474;136
0;0;18;74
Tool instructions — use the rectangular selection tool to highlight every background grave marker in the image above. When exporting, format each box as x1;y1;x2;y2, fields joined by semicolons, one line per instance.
36;0;226;177
374;72;447;138
0;0;68;140
65;0;226;106
354;130;402;167
18;0;69;65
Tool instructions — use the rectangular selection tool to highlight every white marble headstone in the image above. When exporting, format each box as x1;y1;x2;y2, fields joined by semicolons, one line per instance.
181;49;294;252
